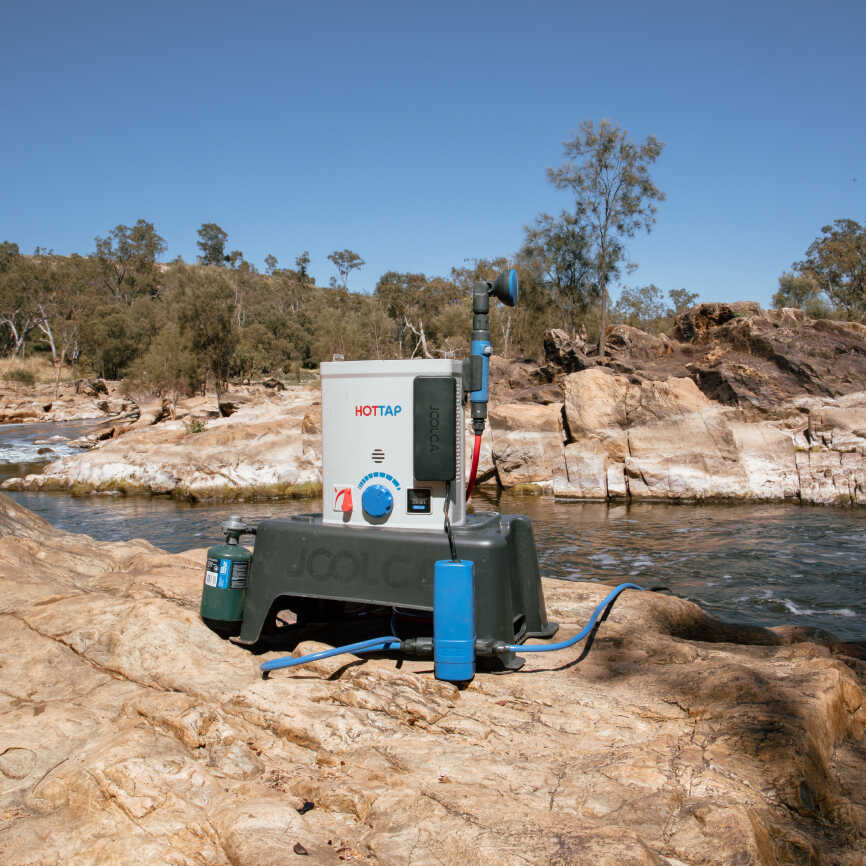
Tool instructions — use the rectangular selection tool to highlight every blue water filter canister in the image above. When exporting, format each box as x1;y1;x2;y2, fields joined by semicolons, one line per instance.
433;559;476;683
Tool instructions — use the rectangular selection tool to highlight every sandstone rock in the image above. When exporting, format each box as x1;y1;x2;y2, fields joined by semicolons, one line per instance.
674;301;765;342
0;495;863;864
488;401;564;489
558;369;866;504
489;355;563;404
606;324;675;362
543;328;596;372
81;378;109;396
0;377;136;424
554;440;608;499
3;385;323;500
218;391;256;417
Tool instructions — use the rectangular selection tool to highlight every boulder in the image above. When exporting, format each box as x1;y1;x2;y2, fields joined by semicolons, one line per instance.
557;369;866;504
261;376;286;391
0;494;863;863
487;402;564;488
674;301;764;342
606;324;675;362
543;328;596;372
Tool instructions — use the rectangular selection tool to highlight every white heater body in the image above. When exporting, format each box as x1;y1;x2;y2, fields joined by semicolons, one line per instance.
321;359;465;530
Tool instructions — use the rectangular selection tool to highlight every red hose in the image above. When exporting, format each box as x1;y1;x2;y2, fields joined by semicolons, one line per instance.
466;433;482;501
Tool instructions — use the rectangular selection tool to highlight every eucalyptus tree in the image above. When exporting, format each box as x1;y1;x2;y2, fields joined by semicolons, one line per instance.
327;249;365;290
794;219;866;319
196;223;229;266
546;119;665;354
94;219;166;305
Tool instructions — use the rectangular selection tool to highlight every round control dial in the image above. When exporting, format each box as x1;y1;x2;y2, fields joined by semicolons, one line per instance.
361;483;393;519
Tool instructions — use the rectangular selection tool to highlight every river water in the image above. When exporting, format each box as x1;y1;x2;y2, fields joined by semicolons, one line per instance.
2;422;865;642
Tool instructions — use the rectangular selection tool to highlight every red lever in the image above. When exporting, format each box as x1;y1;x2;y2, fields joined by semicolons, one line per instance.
336;487;353;512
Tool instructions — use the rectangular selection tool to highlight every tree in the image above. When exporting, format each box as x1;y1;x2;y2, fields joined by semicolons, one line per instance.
174;266;238;397
226;249;245;269
520;211;599;330
197;223;229;267
295;251;311;280
264;254;278;275
772;272;821;311
612;284;667;329
32;255;97;395
0;241;19;272
668;288;699;315
794;219;866;318
327;249;365;290
546;119;665;354
0;256;38;357
94;219;166;304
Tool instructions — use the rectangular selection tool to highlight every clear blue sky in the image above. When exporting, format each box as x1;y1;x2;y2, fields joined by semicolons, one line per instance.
2;0;863;306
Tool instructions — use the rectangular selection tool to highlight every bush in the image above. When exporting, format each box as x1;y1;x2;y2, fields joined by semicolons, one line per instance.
2;367;36;386
186;418;207;434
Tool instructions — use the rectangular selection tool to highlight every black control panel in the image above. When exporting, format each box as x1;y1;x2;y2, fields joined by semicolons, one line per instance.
412;377;456;481
407;488;432;514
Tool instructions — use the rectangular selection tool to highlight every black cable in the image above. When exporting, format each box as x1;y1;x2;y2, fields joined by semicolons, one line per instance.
443;480;458;561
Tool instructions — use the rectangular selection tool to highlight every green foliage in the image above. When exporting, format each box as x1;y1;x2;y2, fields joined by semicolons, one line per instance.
127;322;201;400
520;212;599;330
197;223;229;267
794;219;866;319
668;288;699;315
186;418;207;434
80;303;154;379
0;241;19;272
327;249;365;290
613;284;667;329
94;220;166;304
174;265;238;394
544;119;666;352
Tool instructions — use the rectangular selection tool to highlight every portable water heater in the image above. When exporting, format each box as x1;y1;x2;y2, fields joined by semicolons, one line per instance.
201;268;580;680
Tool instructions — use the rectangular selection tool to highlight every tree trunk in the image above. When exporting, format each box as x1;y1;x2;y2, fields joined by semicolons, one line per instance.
501;314;512;360
37;311;58;365
598;280;608;357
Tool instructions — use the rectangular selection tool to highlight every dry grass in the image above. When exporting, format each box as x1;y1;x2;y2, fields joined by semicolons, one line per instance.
0;356;59;386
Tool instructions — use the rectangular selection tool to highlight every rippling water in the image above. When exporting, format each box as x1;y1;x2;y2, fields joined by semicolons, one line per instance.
0;419;103;481
3;422;865;641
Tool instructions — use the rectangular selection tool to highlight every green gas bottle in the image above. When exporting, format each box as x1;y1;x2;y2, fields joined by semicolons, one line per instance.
201;516;254;636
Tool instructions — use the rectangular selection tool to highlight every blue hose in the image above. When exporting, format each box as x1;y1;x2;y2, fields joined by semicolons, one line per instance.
261;636;402;673
260;582;644;674
504;582;644;653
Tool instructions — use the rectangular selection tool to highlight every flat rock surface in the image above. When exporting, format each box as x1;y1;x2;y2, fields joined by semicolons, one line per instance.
0;493;864;864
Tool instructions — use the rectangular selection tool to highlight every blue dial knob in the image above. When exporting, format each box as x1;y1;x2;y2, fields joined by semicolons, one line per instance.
362;484;393;519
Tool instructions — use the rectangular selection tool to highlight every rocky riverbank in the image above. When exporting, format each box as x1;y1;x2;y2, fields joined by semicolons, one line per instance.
0;377;134;424
0;493;863;863
2;383;323;500
2;304;866;505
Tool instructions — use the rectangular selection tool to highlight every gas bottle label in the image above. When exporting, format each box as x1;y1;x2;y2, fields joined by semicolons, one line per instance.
205;557;220;587
229;560;248;589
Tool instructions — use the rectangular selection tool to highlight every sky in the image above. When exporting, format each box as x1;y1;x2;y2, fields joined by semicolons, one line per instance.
2;0;864;307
